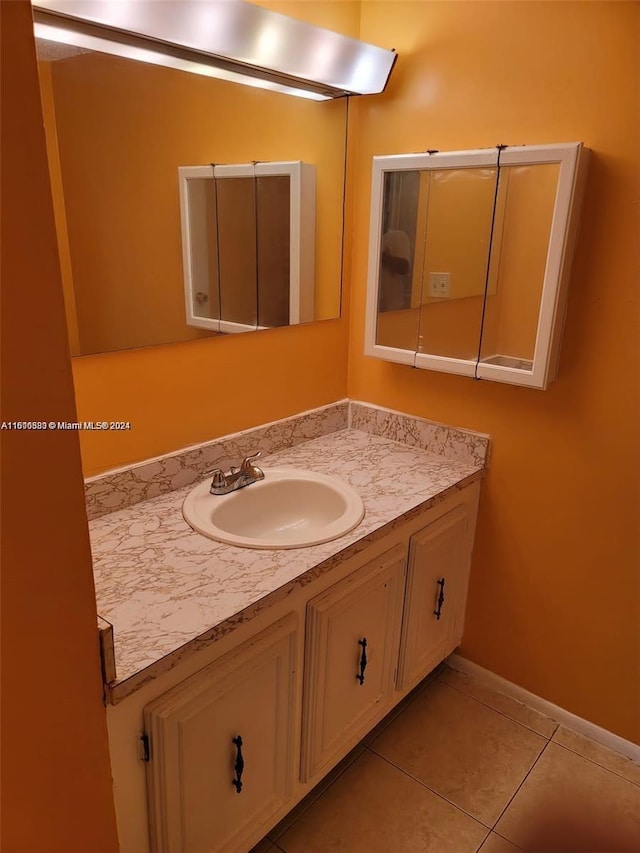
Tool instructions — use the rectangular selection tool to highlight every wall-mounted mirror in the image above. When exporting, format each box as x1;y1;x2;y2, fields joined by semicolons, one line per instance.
365;143;588;389
36;47;347;356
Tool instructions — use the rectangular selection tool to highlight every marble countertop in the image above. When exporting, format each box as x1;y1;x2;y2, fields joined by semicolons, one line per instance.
90;427;485;702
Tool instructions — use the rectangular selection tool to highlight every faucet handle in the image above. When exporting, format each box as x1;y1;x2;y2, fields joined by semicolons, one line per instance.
240;451;264;478
204;468;226;490
241;451;260;465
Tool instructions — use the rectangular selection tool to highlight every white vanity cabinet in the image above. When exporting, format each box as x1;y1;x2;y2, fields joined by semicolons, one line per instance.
300;545;406;782
143;614;300;853
109;481;481;853
397;504;474;691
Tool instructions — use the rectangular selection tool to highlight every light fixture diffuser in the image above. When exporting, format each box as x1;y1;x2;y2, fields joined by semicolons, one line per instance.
31;0;397;100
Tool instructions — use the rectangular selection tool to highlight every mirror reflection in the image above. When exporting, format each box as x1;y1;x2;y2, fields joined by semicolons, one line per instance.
377;167;497;358
375;160;560;371
256;175;291;328
375;171;420;352
480;163;559;370
216;175;259;328
37;47;347;356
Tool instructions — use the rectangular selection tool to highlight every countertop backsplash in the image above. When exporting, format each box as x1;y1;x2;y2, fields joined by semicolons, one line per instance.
85;400;349;520
348;401;490;468
85;399;490;520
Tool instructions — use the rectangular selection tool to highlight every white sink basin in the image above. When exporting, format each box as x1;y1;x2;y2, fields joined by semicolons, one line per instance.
182;468;365;549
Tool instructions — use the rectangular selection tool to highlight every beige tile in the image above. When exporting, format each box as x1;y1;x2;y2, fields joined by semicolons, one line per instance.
362;668;440;746
269;744;365;840
552;725;640;786
278;750;486;853
479;833;522;852
439;666;558;738
370;680;546;826
496;742;640;852
250;837;279;852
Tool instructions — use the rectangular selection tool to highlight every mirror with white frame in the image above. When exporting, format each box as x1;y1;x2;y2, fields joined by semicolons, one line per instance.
365;143;589;389
36;46;347;356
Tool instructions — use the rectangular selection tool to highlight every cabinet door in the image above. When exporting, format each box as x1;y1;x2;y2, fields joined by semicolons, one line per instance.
144;614;299;853
397;504;472;691
301;546;405;782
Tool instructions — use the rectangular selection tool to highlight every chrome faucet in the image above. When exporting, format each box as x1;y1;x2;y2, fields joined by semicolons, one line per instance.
206;451;265;495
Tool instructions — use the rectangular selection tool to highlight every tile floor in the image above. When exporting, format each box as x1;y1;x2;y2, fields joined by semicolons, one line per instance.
253;665;640;853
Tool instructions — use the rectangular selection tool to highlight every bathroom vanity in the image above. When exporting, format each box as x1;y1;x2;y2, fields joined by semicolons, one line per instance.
88;402;489;853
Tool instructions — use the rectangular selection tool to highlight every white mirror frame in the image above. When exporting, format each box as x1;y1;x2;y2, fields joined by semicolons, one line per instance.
179;160;315;335
364;143;589;389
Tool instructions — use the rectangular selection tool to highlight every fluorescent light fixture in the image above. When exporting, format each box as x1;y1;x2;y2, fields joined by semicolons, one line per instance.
31;1;397;100
33;21;328;100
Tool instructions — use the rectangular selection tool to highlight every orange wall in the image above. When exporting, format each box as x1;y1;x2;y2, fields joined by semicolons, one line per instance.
73;320;349;475
349;1;640;741
68;0;358;475
0;1;119;850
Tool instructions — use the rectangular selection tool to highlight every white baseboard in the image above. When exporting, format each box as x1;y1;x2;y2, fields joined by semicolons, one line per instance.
447;654;640;764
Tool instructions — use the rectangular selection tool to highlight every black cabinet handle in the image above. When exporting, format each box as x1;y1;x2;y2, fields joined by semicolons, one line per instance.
232;735;244;793
433;577;446;620
356;637;368;685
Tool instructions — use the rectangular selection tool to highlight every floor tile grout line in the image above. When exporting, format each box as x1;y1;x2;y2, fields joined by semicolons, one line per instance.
263;666;637;852
269;670;452;844
440;671;640;787
491;827;525;849
548;738;640;790
267;797;318;842
275;735;638;852
474;828;493;853
435;672;559;740
490;736;553;832
365;672;442;746
379;683;430;726
268;747;365;843
364;743;493;831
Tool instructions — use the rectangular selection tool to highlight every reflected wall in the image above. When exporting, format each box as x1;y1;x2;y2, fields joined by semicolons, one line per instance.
374;159;560;369
38;50;347;355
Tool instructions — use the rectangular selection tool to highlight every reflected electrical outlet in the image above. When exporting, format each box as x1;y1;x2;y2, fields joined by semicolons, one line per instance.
428;272;450;298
